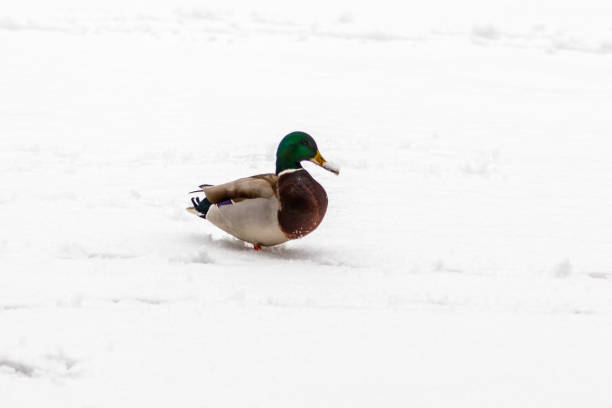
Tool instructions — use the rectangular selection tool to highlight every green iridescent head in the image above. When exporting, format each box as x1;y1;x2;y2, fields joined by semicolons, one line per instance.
275;131;339;175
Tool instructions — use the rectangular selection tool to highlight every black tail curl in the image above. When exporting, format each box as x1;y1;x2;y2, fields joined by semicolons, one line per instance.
190;197;212;218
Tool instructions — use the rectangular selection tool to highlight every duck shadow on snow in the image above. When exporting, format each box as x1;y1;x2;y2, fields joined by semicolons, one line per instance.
182;233;347;266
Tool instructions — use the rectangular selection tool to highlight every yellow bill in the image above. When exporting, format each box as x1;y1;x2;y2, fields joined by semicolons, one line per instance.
310;151;340;175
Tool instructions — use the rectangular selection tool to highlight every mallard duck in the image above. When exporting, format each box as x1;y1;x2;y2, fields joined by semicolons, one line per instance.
187;131;339;250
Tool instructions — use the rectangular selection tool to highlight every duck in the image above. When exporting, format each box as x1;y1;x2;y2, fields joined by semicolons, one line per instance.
187;131;339;250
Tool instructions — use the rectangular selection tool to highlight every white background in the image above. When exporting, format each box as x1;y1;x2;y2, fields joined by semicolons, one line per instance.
1;0;612;406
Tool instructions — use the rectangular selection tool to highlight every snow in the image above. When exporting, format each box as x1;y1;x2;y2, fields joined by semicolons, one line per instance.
2;0;612;406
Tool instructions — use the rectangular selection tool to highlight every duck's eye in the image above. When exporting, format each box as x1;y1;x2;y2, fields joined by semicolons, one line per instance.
300;141;309;147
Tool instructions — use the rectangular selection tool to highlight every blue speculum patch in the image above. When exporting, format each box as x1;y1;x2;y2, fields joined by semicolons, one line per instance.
217;200;233;207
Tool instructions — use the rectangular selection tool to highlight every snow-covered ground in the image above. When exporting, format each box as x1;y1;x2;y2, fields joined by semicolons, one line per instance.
2;0;612;406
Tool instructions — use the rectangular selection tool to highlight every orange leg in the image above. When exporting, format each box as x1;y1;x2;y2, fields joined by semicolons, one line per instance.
253;244;262;251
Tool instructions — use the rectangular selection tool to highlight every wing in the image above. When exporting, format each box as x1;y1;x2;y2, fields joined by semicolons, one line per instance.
199;173;278;204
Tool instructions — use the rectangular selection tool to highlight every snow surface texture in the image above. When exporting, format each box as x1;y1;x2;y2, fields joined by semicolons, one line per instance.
2;0;612;406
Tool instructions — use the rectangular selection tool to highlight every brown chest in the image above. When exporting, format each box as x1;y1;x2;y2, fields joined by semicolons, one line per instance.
277;169;328;239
